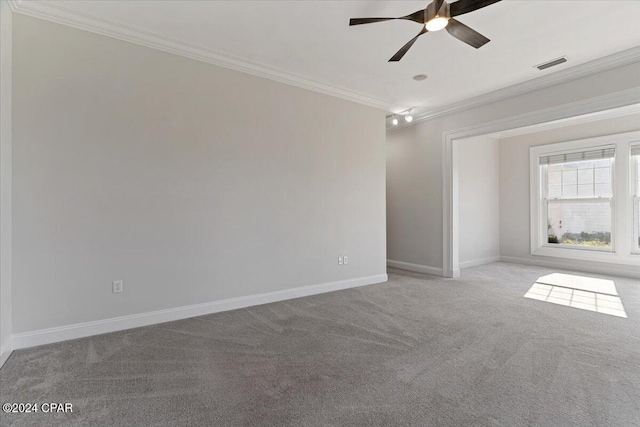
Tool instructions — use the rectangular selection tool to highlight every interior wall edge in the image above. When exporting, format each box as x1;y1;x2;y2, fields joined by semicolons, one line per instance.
0;0;14;371
0;337;12;369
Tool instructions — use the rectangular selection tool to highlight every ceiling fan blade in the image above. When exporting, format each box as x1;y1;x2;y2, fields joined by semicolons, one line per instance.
450;0;501;17
389;27;428;62
434;0;445;13
350;18;398;26
350;9;425;26
446;18;490;48
402;9;426;24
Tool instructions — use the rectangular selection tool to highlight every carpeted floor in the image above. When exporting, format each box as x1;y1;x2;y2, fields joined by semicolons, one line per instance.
1;262;639;426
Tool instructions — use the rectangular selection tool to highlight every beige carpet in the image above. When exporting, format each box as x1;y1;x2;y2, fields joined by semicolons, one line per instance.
1;262;639;426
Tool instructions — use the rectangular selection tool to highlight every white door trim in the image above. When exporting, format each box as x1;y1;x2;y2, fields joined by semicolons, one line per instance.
442;87;640;278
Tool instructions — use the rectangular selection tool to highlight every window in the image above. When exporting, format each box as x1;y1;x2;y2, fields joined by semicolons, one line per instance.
542;148;614;250
632;144;640;253
530;131;640;265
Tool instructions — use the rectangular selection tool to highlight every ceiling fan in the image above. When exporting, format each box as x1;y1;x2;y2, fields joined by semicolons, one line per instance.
350;0;501;61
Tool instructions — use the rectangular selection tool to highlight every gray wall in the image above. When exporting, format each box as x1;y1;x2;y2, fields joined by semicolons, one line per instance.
499;113;640;274
0;1;12;361
386;60;640;273
12;14;387;334
458;135;500;267
387;124;442;266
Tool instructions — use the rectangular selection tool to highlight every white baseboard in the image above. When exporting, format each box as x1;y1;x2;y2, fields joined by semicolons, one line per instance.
499;256;640;279
11;273;388;351
459;256;501;269
0;337;13;369
387;259;443;276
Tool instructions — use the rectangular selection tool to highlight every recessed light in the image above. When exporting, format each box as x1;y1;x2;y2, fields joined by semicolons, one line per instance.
413;74;428;81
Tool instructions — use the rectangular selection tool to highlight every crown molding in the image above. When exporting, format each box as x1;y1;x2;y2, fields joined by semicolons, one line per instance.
489;102;640;139
8;0;392;110
11;1;640;120
388;45;640;131
6;0;18;12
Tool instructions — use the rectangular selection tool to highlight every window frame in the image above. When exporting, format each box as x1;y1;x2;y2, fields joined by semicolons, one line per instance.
541;149;615;252
631;141;640;254
530;131;640;266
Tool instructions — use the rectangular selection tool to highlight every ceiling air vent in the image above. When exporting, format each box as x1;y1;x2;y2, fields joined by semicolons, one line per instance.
535;56;567;71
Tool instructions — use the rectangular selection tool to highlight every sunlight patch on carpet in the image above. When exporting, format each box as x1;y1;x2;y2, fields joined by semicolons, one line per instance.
525;274;627;318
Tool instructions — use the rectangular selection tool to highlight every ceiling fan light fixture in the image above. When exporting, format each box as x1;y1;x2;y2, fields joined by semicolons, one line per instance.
425;16;449;32
349;0;500;61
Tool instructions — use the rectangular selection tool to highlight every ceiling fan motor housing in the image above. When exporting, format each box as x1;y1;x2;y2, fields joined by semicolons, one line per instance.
426;1;450;22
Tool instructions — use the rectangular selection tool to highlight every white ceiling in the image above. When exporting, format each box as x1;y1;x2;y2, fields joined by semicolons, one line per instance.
19;1;640;116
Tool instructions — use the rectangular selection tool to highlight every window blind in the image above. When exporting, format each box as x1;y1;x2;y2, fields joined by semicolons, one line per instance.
631;144;640;157
539;147;615;165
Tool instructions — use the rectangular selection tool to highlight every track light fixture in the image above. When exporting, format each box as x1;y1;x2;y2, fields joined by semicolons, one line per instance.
387;108;416;127
404;109;414;122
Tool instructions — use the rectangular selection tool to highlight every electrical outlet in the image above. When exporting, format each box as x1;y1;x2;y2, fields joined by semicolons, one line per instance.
338;257;343;265
344;256;349;264
112;280;123;293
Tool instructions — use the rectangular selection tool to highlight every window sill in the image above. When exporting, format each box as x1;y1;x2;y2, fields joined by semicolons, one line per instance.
543;243;612;253
532;245;640;266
